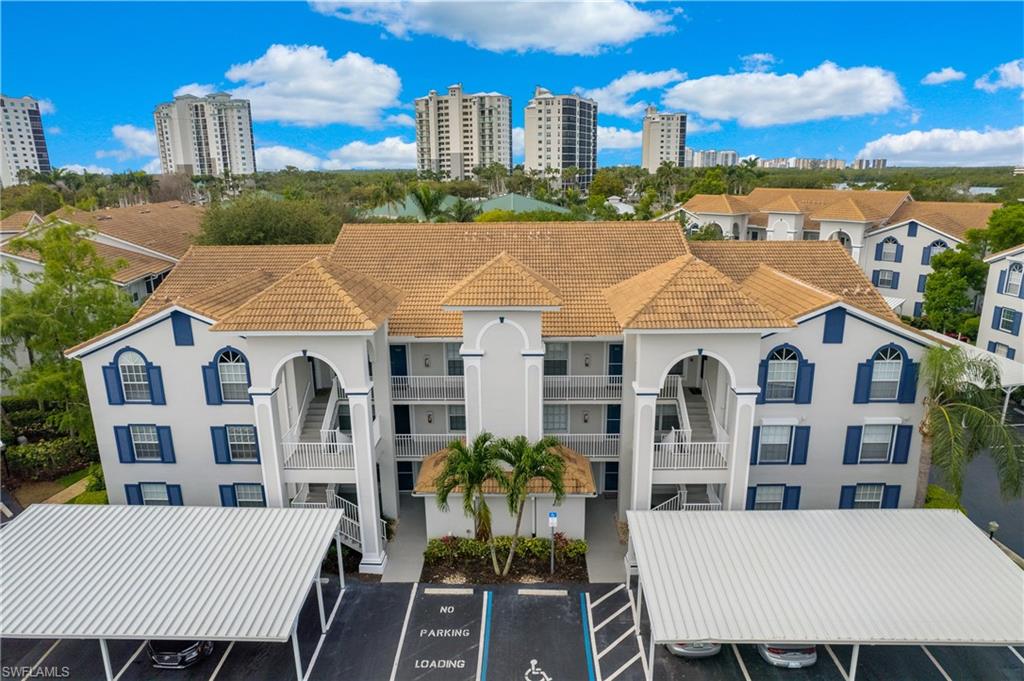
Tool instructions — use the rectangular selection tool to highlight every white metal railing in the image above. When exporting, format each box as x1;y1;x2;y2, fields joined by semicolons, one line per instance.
659;375;682;400
320;377;342;434
335;495;363;550
391;375;464;401
394;433;463;460
702;378;727;441
543;375;622;401
545;433;620;459
652;429;729;470
673;377;691;440
652;495;723;511
282;432;355;470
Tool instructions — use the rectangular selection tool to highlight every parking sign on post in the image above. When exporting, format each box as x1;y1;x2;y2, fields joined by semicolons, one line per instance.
548;512;557;574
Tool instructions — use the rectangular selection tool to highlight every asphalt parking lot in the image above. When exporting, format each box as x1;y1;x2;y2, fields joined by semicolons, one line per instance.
2;581;1021;681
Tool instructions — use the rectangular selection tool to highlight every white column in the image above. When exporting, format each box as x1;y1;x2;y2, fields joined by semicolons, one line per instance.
851;242;863;263
374;334;399;519
99;640;113;681
252;388;286;507
523;354;544;441
725;391;757;510
463;354;483;440
348;391;387;573
630;385;659;512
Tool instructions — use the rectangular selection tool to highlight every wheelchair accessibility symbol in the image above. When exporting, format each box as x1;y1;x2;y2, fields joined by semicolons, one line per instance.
524;659;552;681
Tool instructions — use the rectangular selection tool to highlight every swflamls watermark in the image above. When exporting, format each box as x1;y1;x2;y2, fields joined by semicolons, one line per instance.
1;667;72;679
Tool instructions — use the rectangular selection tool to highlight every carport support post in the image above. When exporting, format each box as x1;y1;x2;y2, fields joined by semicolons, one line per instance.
315;572;327;633
292;621;304;681
849;644;860;681
99;639;113;681
646;635;655;681
335;531;346;589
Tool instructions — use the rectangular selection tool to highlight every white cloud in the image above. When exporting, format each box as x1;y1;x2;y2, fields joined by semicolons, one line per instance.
255;145;325;171
687;118;722;134
324;136;416;169
173;82;218;97
921;67;965;85
857;126;1024;166
142;158;163;174
37;99;56;115
574;69;685;118
62;164;112;175
740;53;776;73
310;0;676;55
598;126;642;150
96;124;158;161
512;127;525;158
663;61;905;127
384;113;415;127
46;126;62;136
226;44;403;127
974;58;1024;95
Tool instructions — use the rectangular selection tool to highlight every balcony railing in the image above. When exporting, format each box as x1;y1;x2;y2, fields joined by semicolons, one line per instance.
282;432;355;470
652;496;723;511
394;433;464;460
391;376;464;402
652;430;729;470
543;375;622;401
546;433;620;460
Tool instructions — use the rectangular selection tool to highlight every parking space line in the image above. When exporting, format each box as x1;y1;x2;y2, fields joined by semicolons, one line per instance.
475;590;492;681
824;644;851;681
207;642;235;681
594;602;632;632
626;587;648;681
580;593;597;681
921;646;953;681
517;588;568;597
423;587;473;595
112;642;147;681
1010;646;1024;665
387;583;418;681
604;652;642;681
590;584;625;609
730;645;753;681
20;640;61;681
584;593;603;681
597;627;635;661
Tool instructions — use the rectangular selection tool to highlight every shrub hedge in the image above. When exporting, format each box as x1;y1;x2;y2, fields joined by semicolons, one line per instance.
6;437;96;481
424;533;587;563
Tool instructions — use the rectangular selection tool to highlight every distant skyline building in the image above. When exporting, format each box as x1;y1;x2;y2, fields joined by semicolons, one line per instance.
524;86;597;190
853;158;888;169
640;105;687;173
687;149;739;168
758;157;853;170
1;94;52;187
414;84;512;180
153;93;256;177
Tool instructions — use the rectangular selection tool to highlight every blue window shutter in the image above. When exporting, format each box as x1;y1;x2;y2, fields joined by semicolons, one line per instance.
843;426;862;464
1011;310;1021;336
791;426;810;465
745;487;756;511
917;274;927;293
823;308;846;343
881;485;901;508
147;365;166;405
219;484;237;507
874;242;883;260
782;487;801;510
987;341;997;352
871;270;880;286
170;311;194;346
997;270;1006;294
839;485;856;509
891;272;900;289
211;426;230;463
167;485;183;506
750;427;760;465
202;363;223;405
898;360;919;404
921;246;931;265
1009;347;1017;360
892;425;913;464
853;362;872;403
991;306;1002;330
756;360;768;404
913;302;923;318
114;426;134;463
907;221;918;237
795;361;814;404
894;244;903;263
103;365;124;405
125;484;143;505
157;426;175;463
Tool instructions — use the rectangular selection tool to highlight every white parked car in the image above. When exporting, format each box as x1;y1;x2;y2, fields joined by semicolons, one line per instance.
757;643;817;668
665;642;722;658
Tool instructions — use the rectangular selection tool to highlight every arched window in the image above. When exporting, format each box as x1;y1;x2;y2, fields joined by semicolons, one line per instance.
830;231;853;254
925;239;949;264
879;236;900;262
869;346;903;400
1005;262;1022;297
118;350;151;402
217;350;249;402
765;347;799;400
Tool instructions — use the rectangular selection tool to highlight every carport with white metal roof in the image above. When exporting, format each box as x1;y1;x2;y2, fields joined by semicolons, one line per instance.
626;509;1024;681
0;504;346;681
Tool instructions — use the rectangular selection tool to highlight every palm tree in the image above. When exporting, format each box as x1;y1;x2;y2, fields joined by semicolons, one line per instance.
495;436;565;576
446;198;480;223
408;183;449;222
918;346;1023;505
372;175;406;216
435;432;507;573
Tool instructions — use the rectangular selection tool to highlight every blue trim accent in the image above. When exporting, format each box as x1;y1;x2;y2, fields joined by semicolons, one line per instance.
792;426;810;465
167;484;183;506
839;485;856;509
124;484;143;505
823;308;846;343
219;484;237;507
170;311;194;346
782;486;801;510
521;352;546;357
745;487;756;510
461;352;485;357
77;312;213;359
480;591;493;681
913;301;923;318
907;221;918;237
794;307;930;348
843;426;862;464
209;346;253;404
917;274;928;294
249;388;279;396
580;593;597;681
749;426;760;465
882;485;901;508
892;425;913;464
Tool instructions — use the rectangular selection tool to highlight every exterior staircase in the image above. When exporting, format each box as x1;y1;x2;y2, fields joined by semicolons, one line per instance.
682;389;716;442
300;389;332;441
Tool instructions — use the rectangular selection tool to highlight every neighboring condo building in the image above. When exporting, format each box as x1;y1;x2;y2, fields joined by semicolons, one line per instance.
640;105;687;173
977;244;1023;360
680;188;1000;317
154;94;256;177
853;158;888;169
1;95;52;187
688;149;739;168
414;84;512;180
69;220;934;574
524;87;597;190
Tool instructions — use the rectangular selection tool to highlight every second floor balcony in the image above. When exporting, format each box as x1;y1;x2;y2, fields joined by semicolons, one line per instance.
652;430;729;470
546;433;620;460
282;431;355;470
391;375;464;402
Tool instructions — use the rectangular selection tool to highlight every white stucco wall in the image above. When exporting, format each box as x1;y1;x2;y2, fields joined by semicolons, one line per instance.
976;250;1024;358
862;222;961;315
421;493;587;539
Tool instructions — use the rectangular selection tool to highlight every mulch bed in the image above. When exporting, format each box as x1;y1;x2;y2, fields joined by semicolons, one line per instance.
421;555;588;584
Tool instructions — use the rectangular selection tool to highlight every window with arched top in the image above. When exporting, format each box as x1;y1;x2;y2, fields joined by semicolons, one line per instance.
118;350;151;402
758;344;814;404
853;344;918;404
869;346;903;400
878;236;901;262
924;239;949;265
217;350;250;402
1003;262;1022;297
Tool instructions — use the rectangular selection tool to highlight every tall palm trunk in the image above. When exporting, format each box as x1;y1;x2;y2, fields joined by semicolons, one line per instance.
915;426;933;507
501;500;528;576
474;495;501;575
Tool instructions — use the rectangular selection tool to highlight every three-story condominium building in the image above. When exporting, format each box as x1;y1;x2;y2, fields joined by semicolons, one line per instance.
524;87;597;190
414;84;512;180
68;222;934;573
678;189;1001;317
154;93;256;177
977;243;1024;361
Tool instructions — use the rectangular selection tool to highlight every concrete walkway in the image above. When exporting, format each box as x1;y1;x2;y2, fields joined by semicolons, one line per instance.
381;494;427;582
585;495;627;583
41;478;88;504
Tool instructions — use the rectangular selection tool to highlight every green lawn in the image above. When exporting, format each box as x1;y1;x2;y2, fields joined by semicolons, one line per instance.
56;467;91;488
923;484;965;512
70;490;108;505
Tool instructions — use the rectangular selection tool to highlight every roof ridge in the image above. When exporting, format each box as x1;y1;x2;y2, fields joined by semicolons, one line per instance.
311;258;375;326
442;250;563;307
616;255;694;326
745;263;840;300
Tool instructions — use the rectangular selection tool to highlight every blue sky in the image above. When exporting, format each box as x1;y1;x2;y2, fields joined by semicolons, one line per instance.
2;1;1022;173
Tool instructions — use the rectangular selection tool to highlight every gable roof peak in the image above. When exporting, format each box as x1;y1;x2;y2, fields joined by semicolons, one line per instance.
442;250;563;308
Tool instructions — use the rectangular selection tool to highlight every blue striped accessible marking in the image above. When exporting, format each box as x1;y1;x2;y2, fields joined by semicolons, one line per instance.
480;591;493;681
580;593;597;681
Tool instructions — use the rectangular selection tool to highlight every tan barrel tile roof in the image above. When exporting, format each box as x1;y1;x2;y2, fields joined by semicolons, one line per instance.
758;195;803;213
881;200;1001;241
810;197;890;222
603;254;794;330
682;194;756;215
739;188;910;229
442;251;563;308
211;258;403;332
176;270;280;319
740;264;840;319
48;202;204;258
0;211;42;233
414;444;596;495
984;243;1024;263
2;237;174;284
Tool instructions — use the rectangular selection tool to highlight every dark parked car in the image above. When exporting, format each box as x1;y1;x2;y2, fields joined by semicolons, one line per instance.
147;640;214;669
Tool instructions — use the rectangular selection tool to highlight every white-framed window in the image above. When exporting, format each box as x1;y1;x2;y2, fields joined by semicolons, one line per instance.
758;426;793;463
859;425;894;462
545;342;568;376
654;404;681;432
853;483;884;509
226;425;258;461
765;347;798;401
753;485;785;511
448;405;466;432
1006;263;1023;297
445;343;463;376
129;425;161;461
543;405;569;433
990;342;1013;358
877;270;895;288
879;236;899;262
217;350;249;401
927;240;948;264
140;482;170;506
234;483;265;507
870;347;902;400
999;308;1016;333
118;351;151;402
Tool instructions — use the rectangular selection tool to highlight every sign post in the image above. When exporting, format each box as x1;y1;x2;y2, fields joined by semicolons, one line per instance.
548;511;558;575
